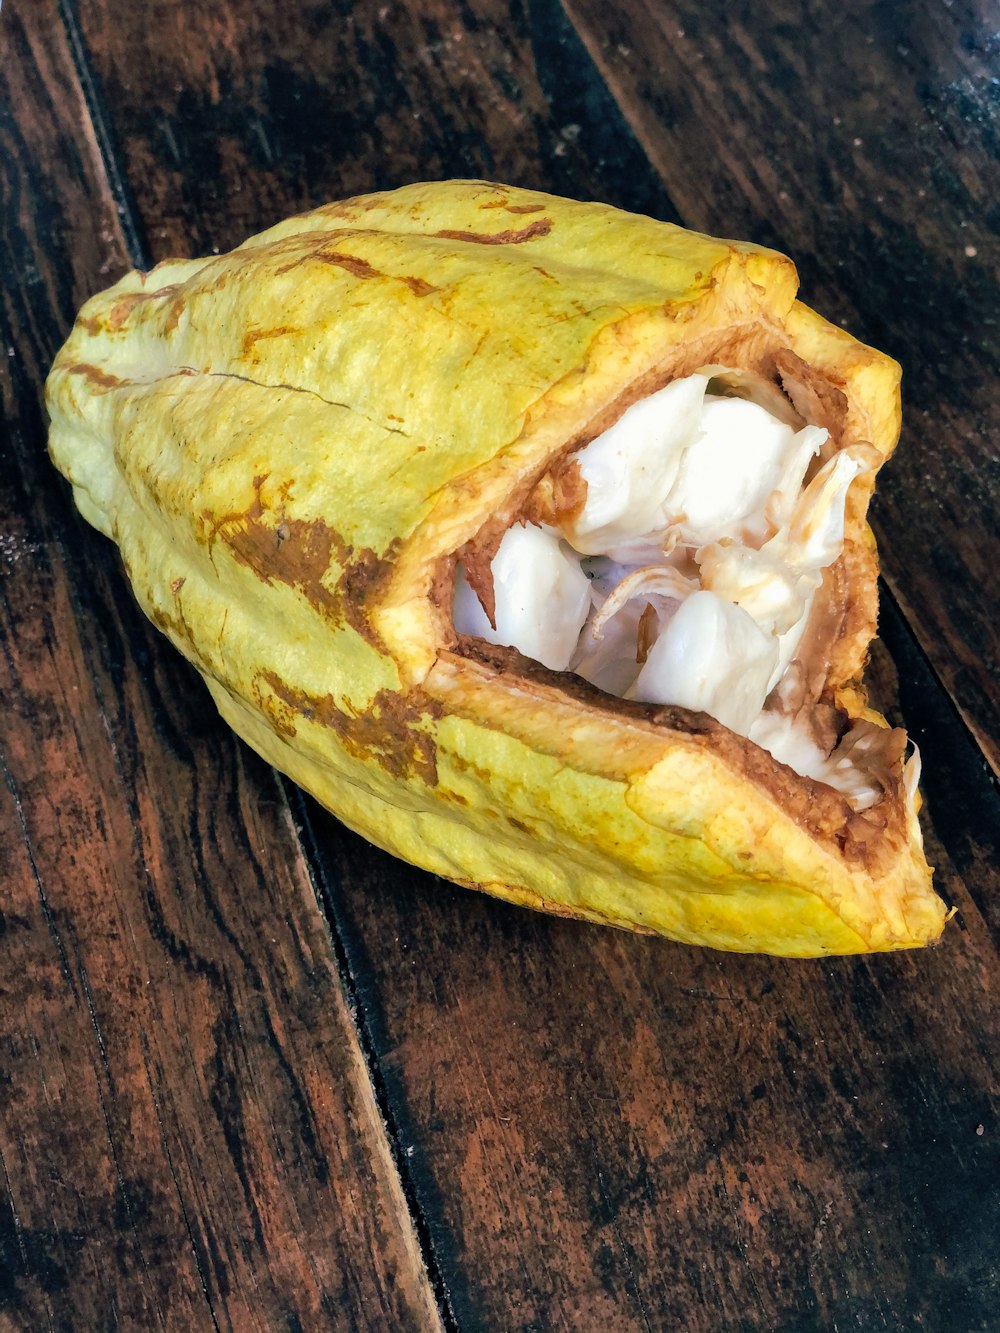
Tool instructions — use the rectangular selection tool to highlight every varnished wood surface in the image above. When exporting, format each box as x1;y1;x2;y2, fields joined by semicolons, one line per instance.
2;0;998;1328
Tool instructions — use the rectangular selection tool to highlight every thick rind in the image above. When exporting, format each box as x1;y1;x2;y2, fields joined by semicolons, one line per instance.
46;180;946;955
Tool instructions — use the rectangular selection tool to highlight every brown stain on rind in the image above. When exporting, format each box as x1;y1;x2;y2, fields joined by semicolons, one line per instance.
434;219;553;245
259;670;440;786
149;600;202;665
403;275;438;297
107;286;181;329
335;542;401;643
524;459;588;528
313;249;438;297
164;294;186;333
206;476;397;646
67;362;129;391
215;475;340;616
242;325;299;358
479;201;547;215
774;348;849;437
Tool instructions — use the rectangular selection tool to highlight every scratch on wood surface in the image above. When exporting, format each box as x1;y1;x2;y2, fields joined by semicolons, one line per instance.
69;938;169;1331
137;1025;222;1333
589;1154;653;1333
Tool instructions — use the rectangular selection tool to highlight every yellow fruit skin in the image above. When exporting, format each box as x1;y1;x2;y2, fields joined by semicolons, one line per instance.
47;180;946;956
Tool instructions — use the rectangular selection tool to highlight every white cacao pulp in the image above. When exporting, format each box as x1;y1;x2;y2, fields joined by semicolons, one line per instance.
453;369;884;808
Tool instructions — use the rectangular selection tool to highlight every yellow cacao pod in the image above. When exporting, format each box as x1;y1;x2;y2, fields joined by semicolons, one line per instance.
47;181;947;956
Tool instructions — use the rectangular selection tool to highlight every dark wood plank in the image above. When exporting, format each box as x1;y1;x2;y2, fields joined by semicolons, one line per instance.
54;0;1000;1326
0;6;441;1328
72;0;675;260
562;0;1000;780
304;599;1000;1331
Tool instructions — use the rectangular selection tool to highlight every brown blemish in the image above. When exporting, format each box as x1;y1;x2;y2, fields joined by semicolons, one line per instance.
773;348;849;437
242;324;299;358
479;200;547;215
169;576;186;594
107;295;141;330
107;286;181;330
164;294;185;333
66;363;129;392
336;542;401;643
206;475;397;646
524;458;588;528
434;219;553;245
636;604;657;665
259;670;440;786
149;601;201;665
312;249;438;297
316;250;380;280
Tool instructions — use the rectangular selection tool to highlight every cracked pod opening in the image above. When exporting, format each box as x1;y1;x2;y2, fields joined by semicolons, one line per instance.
446;360;921;831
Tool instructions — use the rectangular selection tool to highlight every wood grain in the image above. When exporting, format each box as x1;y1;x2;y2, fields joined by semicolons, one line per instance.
56;0;1000;1327
306;600;1000;1329
561;0;1000;781
0;5;441;1328
72;0;676;261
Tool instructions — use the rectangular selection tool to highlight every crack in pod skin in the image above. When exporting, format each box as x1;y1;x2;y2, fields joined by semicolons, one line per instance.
46;180;947;956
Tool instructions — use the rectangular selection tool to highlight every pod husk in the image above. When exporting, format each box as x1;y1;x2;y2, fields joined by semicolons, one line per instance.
47;180;947;956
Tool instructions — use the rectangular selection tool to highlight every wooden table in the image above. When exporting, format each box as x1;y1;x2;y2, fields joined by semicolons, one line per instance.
2;2;997;1327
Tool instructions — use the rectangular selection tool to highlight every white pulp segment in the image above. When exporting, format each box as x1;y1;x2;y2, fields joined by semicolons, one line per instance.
666;396;826;545
452;369;884;808
695;541;823;695
903;744;924;846
571;602;647;697
903;743;922;810
784;449;863;569
567;373;710;557
453;523;591;672
748;712;882;810
630;590;778;736
696;543;816;637
764;424;830;533
590;564;696;638
768;597;817;694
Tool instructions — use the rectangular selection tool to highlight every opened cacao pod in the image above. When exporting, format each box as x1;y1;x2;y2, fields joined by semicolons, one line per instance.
47;181;947;955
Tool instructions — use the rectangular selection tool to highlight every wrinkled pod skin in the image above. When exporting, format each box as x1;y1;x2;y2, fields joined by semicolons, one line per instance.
47;181;947;956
